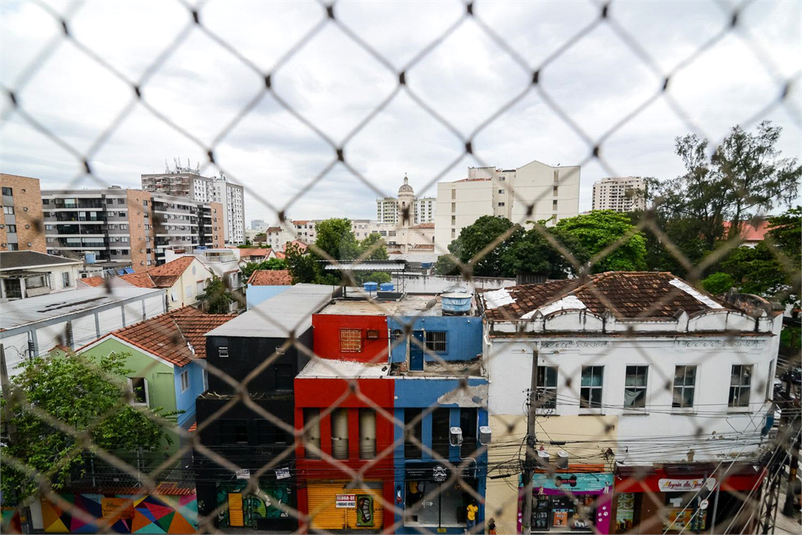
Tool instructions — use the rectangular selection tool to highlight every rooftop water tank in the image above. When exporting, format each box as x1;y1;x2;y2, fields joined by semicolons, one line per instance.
379;283;394;292
363;282;378;292
441;292;472;315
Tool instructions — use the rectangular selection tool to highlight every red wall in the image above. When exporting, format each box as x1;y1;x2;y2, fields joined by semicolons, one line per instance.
294;377;395;480
312;314;389;363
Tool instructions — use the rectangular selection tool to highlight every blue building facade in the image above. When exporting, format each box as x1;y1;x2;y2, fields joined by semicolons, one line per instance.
387;314;483;365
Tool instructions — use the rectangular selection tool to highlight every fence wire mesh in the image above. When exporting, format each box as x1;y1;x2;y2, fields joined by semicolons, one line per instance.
1;0;800;534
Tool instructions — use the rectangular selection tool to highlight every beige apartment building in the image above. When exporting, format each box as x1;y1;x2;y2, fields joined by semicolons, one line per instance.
434;160;580;252
1;174;46;253
591;176;646;212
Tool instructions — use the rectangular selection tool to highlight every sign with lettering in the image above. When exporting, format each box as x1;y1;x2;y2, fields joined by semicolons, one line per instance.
235;469;250;480
275;467;290;480
336;494;356;508
658;478;714;492
101;498;134;519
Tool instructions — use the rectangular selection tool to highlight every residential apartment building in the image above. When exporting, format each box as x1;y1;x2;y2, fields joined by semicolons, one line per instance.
434;160;580;251
42;187;155;270
41;188;225;270
376;176;435;226
479;272;781;534
141;164;245;245
592;176;645;212
1;174;46;253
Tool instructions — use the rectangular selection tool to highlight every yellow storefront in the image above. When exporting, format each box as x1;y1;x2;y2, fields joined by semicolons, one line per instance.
307;482;384;531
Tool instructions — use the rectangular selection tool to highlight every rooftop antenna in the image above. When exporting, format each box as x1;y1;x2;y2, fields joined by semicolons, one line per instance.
165;159;169;173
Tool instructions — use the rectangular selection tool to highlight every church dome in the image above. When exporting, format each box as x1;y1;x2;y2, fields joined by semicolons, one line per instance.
398;175;414;195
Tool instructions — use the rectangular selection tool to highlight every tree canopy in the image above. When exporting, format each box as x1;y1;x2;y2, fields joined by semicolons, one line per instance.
197;275;235;313
554;210;647;273
1;352;173;502
285;219;390;285
241;257;287;279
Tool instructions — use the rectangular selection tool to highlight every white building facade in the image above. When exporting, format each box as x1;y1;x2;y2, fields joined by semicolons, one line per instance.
479;272;781;534
592;176;646;212
434;160;580;252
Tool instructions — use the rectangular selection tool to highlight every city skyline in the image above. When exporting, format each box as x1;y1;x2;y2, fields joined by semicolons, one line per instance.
1;1;799;224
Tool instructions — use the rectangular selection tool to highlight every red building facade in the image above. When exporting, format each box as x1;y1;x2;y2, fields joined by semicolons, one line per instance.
311;313;390;363
294;372;396;532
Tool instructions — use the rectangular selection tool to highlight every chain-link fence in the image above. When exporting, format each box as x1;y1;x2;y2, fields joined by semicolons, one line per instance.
1;0;801;534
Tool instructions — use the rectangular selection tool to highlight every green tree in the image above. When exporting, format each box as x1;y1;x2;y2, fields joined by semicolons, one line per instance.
700;272;736;295
197;275;234;313
241;257;288;279
500;225;575;279
445;216;522;277
285;242;318;284
555;210;647;273
1;352;172;502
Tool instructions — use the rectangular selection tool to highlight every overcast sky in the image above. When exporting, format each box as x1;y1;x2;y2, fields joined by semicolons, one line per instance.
1;0;800;225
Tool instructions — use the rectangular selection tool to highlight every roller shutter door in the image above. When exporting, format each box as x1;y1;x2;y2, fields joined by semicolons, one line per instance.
307;482;384;531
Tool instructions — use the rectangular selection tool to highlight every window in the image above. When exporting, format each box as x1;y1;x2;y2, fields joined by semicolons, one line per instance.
121;237;129;243
672;366;696;408
553;170;559;183
432;408;451;459
218;346;229;358
498;189;505;194
404;408;423;459
3;206;14;215
451;202;456;213
128;377;148;405
25;274;47;289
498;202;505;207
304;408;321;458
2;187;12;196
451;215;456;225
120;224;128;230
219;419;249;444
340;328;362;353
142;200;148;206
359;408;376;459
256;419;288;445
451;189;456;200
42;198;49;204
6;225;16;233
425;331;447;353
552;200;558;210
624;366;648;408
117;198;125;204
180;370;189;392
729;365;752;407
460;408;477;456
196;281;204;294
274;364;293;390
61;271;71;288
331;408;349;460
553;185;559;196
580;366;604;409
536;366;558;409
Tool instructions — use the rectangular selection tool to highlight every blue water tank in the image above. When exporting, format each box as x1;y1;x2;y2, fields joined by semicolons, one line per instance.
363;282;378;292
85;253;96;264
441;292;472;314
380;283;394;292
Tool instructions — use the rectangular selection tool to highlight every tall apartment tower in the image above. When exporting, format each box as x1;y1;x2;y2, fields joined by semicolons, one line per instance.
434;160;580;252
141;162;245;245
414;197;436;224
591;176;645;212
1;174;46;253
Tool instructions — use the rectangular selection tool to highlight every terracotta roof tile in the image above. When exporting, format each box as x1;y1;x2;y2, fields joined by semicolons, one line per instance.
240;248;271;258
247;269;293;286
110;306;236;365
723;221;770;242
79;276;106;287
480;272;732;322
119;272;156;288
145;257;195;287
413;222;435;229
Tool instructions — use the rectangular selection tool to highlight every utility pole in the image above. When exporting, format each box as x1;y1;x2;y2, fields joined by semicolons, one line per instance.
521;350;538;534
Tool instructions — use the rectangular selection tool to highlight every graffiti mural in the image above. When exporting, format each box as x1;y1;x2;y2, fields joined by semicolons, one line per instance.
41;493;197;534
215;482;293;528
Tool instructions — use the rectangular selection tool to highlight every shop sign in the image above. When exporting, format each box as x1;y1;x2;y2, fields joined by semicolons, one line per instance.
432;465;447;483
658;478;714;492
275;467;290;480
530;472;613;493
235;469;250;480
355;495;374;527
406;463;472;480
336;494;356;508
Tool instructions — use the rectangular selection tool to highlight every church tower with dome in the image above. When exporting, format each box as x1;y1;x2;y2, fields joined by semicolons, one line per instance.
396;175;415;227
376;175;436;226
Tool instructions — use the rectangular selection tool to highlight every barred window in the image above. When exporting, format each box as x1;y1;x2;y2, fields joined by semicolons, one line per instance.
340;328;362;352
425;331;447;352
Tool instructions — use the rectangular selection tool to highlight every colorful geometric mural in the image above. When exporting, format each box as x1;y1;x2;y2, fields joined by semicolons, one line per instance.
215;482;293;528
41;493;197;534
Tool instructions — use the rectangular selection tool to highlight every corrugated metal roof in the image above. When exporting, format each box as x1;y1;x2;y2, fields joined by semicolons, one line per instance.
206;284;333;339
323;262;406;272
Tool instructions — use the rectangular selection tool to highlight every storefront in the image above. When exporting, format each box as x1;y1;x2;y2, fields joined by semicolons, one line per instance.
518;472;614;534
215;480;296;531
305;481;384;531
613;464;766;534
399;463;482;534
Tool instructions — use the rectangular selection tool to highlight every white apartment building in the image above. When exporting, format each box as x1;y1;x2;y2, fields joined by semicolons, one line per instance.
414;197;435;224
479;272;781;534
142;164;246;245
592;176;646;212
377;197;398;224
434;160;580;251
